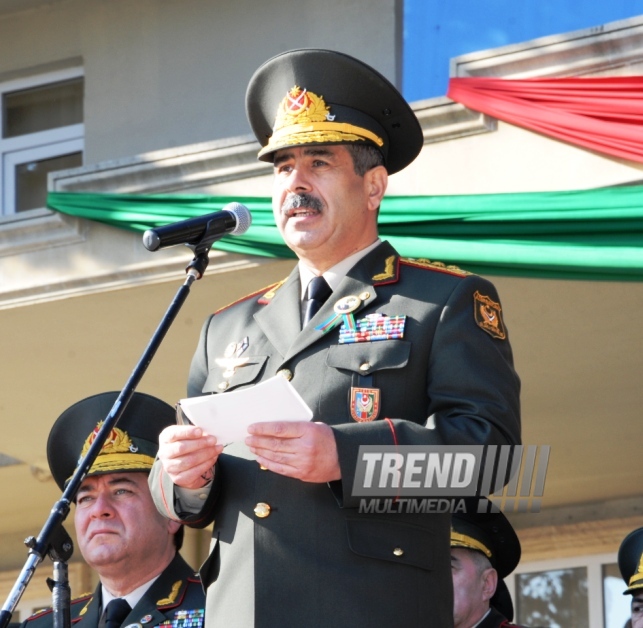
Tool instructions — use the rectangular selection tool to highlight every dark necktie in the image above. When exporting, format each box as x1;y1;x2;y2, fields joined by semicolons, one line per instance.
104;598;131;628
303;275;332;326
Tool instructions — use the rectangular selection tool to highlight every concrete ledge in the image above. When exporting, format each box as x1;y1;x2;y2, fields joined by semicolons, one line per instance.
51;133;272;194
0;209;84;258
414;96;497;143
451;14;643;78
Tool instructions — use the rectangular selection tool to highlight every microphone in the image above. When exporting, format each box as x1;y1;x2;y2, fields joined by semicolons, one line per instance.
142;202;252;251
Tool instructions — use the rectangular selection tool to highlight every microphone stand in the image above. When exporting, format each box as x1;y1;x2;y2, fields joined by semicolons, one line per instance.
0;242;214;628
45;526;74;628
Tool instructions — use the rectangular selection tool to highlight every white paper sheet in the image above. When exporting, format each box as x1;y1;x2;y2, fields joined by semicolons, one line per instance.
178;375;313;444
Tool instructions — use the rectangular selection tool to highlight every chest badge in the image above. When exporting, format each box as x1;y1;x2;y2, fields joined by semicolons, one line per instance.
215;336;250;377
315;295;362;334
339;313;406;344
350;387;380;422
158;609;205;628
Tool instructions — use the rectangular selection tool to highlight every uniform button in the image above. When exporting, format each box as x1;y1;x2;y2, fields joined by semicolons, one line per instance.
218;381;229;391
259;464;268;471
359;362;370;372
254;502;271;518
277;369;293;381
393;547;404;557
359;291;371;301
198;493;208;500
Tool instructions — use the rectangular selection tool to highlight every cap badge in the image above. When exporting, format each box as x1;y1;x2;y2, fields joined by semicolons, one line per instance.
79;422;134;460
628;554;643;589
279;86;333;126
262;86;384;155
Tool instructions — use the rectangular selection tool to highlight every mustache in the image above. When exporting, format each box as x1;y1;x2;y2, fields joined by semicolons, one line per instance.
281;193;324;214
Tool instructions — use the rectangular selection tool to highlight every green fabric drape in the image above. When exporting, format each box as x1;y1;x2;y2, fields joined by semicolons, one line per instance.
47;186;643;281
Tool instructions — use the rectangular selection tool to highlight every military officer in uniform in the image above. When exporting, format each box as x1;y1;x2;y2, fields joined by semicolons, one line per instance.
451;500;527;627
618;526;643;627
150;49;521;627
23;392;204;628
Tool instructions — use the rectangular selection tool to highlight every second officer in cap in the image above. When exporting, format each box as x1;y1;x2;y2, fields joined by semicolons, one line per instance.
22;392;204;628
451;500;527;628
618;526;643;627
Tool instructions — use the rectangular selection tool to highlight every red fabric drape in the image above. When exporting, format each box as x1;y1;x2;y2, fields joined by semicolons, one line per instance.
447;77;643;163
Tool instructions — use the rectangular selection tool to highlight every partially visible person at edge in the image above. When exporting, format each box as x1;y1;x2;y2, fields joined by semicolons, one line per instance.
150;48;521;627
452;499;529;628
618;526;643;628
22;392;204;628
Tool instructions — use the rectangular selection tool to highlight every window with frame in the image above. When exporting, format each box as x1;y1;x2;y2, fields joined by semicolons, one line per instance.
0;68;84;216
507;553;632;628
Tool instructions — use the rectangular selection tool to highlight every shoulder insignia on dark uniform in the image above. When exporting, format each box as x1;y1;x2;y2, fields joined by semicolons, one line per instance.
77;594;94;617
401;257;471;277
26;608;51;621
474;290;506;340
72;593;93;603
257;277;288;304
372;255;397;282
157;580;182;606
28;592;94;621
214;279;287;314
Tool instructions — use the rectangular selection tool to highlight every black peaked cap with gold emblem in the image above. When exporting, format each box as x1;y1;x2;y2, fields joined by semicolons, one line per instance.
246;48;423;175
618;527;643;595
451;499;521;621
47;391;176;491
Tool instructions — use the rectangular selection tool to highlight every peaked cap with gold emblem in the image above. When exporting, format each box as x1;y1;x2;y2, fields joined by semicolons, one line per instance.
451;498;521;621
47;391;176;491
618;527;643;595
246;49;423;174
451;499;521;580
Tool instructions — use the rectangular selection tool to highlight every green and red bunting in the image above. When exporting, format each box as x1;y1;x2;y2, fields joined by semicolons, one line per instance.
448;76;643;164
47;187;643;281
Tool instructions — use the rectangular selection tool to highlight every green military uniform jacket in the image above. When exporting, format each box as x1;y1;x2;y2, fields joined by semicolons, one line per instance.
150;241;521;628
21;554;204;628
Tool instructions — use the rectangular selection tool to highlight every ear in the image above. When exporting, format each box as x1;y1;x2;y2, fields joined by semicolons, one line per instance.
167;518;182;536
364;165;388;212
481;568;498;602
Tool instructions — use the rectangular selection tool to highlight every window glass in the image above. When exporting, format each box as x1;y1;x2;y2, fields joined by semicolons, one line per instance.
515;567;589;627
15;152;82;212
3;78;83;138
604;562;632;628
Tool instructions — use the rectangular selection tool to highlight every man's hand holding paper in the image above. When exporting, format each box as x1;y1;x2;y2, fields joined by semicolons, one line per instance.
160;375;340;485
246;421;341;483
178;375;313;444
157;424;222;489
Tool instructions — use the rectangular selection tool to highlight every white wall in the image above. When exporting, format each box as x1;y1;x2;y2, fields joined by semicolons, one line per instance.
0;0;399;164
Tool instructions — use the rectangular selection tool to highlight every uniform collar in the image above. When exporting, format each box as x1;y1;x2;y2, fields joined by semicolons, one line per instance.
101;574;161;611
298;238;382;299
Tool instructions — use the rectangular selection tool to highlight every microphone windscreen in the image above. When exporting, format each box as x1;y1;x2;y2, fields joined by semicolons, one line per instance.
226;202;252;235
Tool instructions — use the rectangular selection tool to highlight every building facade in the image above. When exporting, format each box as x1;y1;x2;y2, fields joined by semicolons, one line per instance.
0;2;641;625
